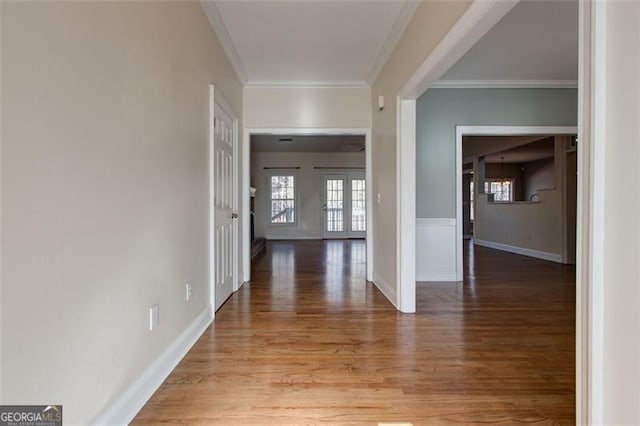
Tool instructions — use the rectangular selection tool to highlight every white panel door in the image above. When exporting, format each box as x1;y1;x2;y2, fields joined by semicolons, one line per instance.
322;172;366;239
213;98;237;311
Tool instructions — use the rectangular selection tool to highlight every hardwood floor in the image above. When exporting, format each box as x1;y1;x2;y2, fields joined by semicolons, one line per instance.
133;239;575;425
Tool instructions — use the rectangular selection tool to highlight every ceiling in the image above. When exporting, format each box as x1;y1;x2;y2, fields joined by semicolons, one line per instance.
251;134;365;153
438;0;578;85
202;0;418;86
203;0;578;87
481;137;555;164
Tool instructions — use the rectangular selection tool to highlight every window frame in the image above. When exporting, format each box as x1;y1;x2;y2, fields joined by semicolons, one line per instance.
267;171;298;226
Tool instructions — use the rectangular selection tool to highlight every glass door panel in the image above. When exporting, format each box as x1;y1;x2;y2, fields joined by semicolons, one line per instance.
324;177;345;237
351;179;366;233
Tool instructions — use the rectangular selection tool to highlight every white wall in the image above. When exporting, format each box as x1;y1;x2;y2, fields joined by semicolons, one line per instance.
1;2;242;423
594;1;640;423
251;152;365;239
244;86;371;129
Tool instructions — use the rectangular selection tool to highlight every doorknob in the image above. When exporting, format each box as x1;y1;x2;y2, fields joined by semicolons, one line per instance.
231;213;238;219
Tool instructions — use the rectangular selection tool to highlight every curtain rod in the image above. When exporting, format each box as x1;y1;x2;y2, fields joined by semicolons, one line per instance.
262;166;300;170
313;166;365;170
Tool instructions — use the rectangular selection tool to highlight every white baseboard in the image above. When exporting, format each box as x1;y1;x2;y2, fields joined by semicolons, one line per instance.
416;272;459;282
93;305;214;425
416;218;458;282
474;239;563;263
372;272;397;308
265;236;321;240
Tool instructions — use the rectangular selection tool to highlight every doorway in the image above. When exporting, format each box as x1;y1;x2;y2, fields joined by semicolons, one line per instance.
455;126;578;277
322;171;366;239
242;128;373;283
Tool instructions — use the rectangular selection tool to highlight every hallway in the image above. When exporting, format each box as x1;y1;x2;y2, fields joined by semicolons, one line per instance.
134;240;575;424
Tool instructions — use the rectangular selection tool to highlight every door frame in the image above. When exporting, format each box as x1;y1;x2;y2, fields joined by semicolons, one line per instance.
242;128;373;282
394;0;598;422
454;125;578;280
209;85;240;314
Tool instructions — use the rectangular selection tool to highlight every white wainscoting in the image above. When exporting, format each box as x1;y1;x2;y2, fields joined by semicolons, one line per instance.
416;218;458;282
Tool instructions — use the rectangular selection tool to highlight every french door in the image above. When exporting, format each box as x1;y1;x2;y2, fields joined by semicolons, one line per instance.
322;172;366;239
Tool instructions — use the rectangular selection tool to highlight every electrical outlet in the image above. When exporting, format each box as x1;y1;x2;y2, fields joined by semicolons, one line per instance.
149;304;159;331
377;193;382;204
186;281;192;302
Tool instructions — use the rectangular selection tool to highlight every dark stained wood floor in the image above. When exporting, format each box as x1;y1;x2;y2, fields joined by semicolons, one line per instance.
133;239;575;425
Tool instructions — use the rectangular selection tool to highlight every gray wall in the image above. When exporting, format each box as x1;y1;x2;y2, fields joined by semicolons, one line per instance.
416;88;578;218
524;158;556;200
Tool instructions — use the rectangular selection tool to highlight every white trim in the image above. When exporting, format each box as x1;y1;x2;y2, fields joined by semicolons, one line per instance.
576;1;593;424
208;85;216;312
242;128;373;283
373;273;397;309
244;80;369;89
365;129;374;282
200;1;249;85
455;126;578;281
416;218;456;226
587;1;606;422
431;79;579;89
398;0;518;100
93;305;214;425
474;239;563;263
367;0;421;85
396;98;416;313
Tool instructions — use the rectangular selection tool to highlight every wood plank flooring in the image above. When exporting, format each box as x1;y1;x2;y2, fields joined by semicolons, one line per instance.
133;239;575;425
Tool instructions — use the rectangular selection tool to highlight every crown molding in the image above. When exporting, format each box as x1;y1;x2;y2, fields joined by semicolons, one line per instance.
200;1;249;85
431;79;579;89
244;80;370;89
367;0;420;86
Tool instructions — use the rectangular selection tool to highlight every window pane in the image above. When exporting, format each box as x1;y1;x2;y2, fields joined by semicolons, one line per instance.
351;179;366;232
270;175;295;223
470;180;474;222
485;179;513;202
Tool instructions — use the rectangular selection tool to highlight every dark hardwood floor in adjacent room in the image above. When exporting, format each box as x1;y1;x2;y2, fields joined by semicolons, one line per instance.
133;239;575;425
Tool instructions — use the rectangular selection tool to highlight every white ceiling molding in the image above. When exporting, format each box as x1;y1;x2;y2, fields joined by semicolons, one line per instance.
200;1;248;85
244;80;370;89
431;79;579;89
367;0;420;86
